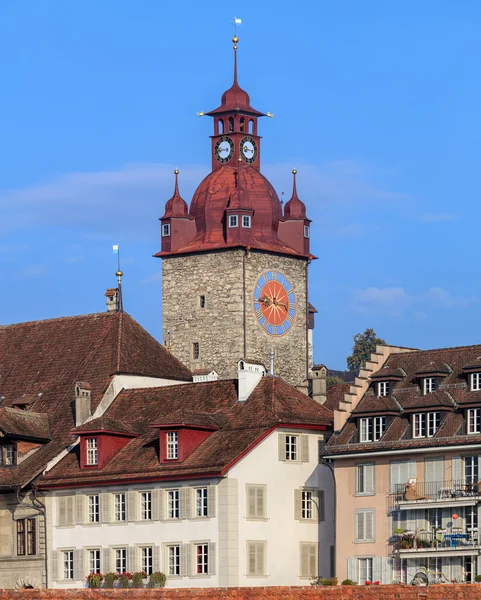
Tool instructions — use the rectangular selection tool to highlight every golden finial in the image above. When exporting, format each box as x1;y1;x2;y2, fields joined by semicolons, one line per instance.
232;35;238;50
266;112;275;118
116;270;123;278
196;111;205;117
292;169;297;175
174;168;179;175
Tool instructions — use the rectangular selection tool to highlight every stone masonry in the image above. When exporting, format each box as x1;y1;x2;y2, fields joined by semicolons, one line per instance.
162;249;309;389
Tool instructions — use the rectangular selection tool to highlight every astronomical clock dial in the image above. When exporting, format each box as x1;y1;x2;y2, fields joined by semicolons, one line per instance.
240;136;258;163
214;136;234;164
253;271;296;336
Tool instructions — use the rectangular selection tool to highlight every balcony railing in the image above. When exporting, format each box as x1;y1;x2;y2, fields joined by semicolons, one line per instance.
390;479;481;507
393;529;479;553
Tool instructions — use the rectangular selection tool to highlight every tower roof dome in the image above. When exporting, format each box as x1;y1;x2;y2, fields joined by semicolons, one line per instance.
161;169;189;219
283;169;307;220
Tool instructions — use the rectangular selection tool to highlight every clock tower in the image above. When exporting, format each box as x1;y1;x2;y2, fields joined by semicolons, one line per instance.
156;37;315;391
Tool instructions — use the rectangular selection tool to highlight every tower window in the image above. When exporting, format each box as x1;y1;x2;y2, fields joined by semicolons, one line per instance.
304;225;310;238
229;215;238;228
248;119;254;134
192;342;200;360
162;223;170;237
240;117;245;132
217;119;224;134
228;117;234;132
199;295;206;309
242;215;251;228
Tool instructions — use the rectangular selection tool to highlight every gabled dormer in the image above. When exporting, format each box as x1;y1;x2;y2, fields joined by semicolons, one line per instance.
0;407;51;466
414;362;450;394
151;421;218;464
369;366;404;397
461;363;481;392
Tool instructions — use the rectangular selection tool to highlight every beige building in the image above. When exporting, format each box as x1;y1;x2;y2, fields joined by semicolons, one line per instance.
324;343;481;585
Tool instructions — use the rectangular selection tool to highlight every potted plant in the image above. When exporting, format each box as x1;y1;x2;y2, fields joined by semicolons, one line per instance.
103;572;117;589
86;572;104;588
132;571;146;588
148;572;166;588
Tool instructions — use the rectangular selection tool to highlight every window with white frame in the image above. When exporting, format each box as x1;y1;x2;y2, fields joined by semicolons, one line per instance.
195;487;208;517
247;541;266;576
472;373;481;391
465;455;479;483
358;557;373;583
468;409;481;434
1;443;15;465
423;377;437;394
140;491;152;520
360;417;386;442
378;381;390;397
228;215;238;228
195;543;209;575
355;509;375;542
166;432;178;460
86;438;98;466
413;412;441;438
141;546;153;575
167;489;180;519
17;518;36;556
88;549;101;573
246;485;266;519
62;550;74;579
301;490;313;519
168;545;180;576
304;224;310;238
285;434;298;460
162;223;170;237
356;463;375;495
88;495;99;523
115;547;127;573
114;493;126;522
242;215;251;228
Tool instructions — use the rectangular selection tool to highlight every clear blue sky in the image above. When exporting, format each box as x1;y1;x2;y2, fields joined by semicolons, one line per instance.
1;1;481;369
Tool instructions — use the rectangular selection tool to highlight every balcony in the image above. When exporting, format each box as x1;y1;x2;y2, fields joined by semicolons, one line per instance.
390;480;481;510
393;529;480;556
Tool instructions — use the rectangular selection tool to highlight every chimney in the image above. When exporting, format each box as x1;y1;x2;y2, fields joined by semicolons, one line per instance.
105;288;119;312
238;360;266;402
75;382;92;426
311;364;327;405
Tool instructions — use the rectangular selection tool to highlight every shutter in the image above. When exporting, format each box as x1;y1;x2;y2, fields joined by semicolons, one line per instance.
101;492;110;524
57;497;66;527
365;511;374;541
294;489;302;520
300;544;309;577
300;435;309;462
278;433;286;461
356;512;364;541
247;487;256;518
408;460;416;480
51;550;59;581
208;542;216;575
207;485;215;518
75;494;84;525
257;487;266;518
258;542;266;576
366;464;374;494
66;496;75;526
372;557;382;583
381;557;392;585
318;490;325;522
452;456;463;484
127;491;137;522
347;557;356;582
309;544;317;577
128;546;137;573
74;548;84;581
248;542;256;576
153;545;161;573
181;543;191;576
180;487;191;519
152;489;162;521
103;547;111;573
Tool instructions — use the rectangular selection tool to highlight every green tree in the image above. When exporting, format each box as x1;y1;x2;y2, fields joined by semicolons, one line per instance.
347;328;386;372
326;376;344;387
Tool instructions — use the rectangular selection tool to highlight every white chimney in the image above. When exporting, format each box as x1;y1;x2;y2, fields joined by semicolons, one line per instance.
105;288;119;312
75;382;92;426
238;360;266;402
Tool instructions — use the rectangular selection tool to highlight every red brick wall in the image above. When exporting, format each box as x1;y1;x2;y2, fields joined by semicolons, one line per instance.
0;586;479;599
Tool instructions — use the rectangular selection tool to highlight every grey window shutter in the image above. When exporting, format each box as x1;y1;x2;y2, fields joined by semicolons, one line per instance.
51;550;59;581
258;487;266;518
74;549;84;581
278;433;286;461
180;487;191;519
366;464;374;494
152;489;162;521
103;547;111;573
294;489;302;520
365;510;375;541
181;543;191;576
452;456;463;482
259;542;266;576
318;490;325;522
153;545;161;573
248;542;256;576
247;486;256;518
208;542;216;575
300;544;309;577
127;491;137;522
301;434;309;462
408;460;416;480
372;556;382;582
75;494;84;525
309;544;317;577
128;546;137;573
347;557;356;582
101;492;110;524
381;557;392;584
207;485;216;518
57;497;66;527
66;496;75;526
355;511;364;541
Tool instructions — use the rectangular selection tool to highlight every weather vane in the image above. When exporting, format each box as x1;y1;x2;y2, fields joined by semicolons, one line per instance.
231;16;241;36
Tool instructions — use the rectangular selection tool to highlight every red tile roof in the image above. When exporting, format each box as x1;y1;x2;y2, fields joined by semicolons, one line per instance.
324;383;351;412
0;311;191;489
39;376;333;487
0;408;51;441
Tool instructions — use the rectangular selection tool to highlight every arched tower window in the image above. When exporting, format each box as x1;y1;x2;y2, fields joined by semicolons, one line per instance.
217;119;224;134
248;119;254;134
240;117;245;132
228;117;234;133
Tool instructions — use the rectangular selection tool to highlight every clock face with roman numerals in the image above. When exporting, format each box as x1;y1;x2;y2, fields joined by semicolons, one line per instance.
253;271;296;336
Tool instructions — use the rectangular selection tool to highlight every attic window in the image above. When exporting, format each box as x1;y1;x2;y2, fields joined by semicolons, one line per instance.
0;443;16;466
471;373;481;392
423;377;437;394
359;417;386;442
467;408;481;434
377;381;390;397
242;215;251;228
86;438;98;466
304;225;310;238
166;432;178;460
413;412;440;438
229;215;238;228
162;223;171;237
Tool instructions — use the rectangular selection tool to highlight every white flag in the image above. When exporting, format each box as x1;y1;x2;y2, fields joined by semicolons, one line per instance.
112;244;119;254
234;17;242;24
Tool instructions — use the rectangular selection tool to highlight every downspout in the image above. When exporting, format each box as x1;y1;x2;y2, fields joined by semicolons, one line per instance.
16;487;48;588
319;458;336;578
306;258;310;382
243;247;250;358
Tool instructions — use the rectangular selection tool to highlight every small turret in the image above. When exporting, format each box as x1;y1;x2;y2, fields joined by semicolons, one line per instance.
278;170;311;255
159;169;196;253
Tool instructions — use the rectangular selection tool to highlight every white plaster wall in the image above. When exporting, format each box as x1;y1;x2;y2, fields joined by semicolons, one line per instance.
229;428;334;586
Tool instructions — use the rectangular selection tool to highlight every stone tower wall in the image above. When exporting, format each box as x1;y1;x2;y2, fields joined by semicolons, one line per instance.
162;249;308;388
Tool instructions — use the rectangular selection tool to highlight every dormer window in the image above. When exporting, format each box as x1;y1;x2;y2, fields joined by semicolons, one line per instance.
166;431;178;460
413;412;440;438
471;373;481;391
304;225;310;238
242;215;251;228
162;223;170;237
0;443;16;466
423;377;437;394
229;215;238;228
467;408;481;434
86;438;98;466
359;416;386;442
377;381;390;397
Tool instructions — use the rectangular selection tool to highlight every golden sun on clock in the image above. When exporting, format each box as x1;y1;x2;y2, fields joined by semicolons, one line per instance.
253;271;296;336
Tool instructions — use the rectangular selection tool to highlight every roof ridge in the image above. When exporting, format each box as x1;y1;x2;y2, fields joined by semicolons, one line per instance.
0;311;115;330
116;311;123;372
389;343;481;357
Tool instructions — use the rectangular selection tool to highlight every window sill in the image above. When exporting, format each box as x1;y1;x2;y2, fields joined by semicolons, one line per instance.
189;574;211;579
354;492;376;497
354;539;375;544
189;516;210;521
245;574;269;579
56;524;75;529
245;517;268;522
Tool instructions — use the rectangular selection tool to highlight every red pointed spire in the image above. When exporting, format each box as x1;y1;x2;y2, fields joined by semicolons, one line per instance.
162;169;189;218
283;169;307;219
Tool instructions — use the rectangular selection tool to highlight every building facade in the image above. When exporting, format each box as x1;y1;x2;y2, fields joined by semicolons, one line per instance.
156;37;315;390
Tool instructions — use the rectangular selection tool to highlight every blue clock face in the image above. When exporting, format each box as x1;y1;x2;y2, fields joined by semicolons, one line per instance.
253;271;296;336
